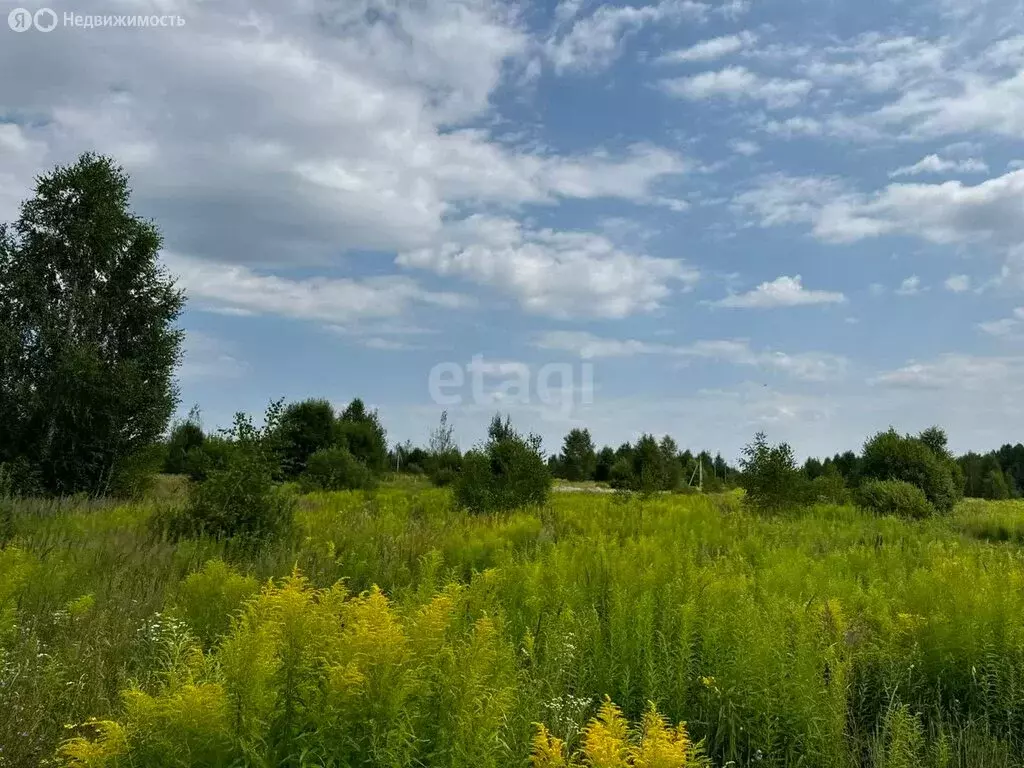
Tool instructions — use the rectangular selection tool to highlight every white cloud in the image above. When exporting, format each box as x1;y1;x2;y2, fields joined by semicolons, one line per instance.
978;307;1024;336
889;154;990;177
944;274;971;292
546;0;709;73
872;354;1024;390
0;0;697;273
895;275;925;296
535;331;848;380
713;275;847;308
661;66;812;109
736;170;1024;261
730;139;761;156
658;31;757;63
164;252;469;328
397;216;699;319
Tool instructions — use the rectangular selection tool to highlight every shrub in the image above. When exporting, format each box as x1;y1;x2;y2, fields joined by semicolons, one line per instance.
164;408;205;475
335;398;389;473
856;479;934;519
178;402;294;541
299;446;376;492
182;436;234;483
275;398;337;478
739;432;804;513
804;467;850;505
454;415;551;513
608;457;635;490
58;574;517;768
172;559;259;648
860;429;961;514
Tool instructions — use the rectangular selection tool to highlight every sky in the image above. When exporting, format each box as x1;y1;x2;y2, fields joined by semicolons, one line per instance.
4;0;1024;460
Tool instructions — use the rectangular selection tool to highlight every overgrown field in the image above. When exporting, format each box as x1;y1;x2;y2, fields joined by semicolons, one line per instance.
4;486;1024;767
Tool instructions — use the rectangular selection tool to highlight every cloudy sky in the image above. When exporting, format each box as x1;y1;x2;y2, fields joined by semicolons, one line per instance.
4;0;1024;459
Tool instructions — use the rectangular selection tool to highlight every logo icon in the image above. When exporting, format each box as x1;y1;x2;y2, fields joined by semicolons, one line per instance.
34;8;57;31
8;7;33;31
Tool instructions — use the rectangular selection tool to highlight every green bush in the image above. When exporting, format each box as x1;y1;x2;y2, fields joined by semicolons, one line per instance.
856;479;935;519
608;457;635;490
739;432;804;513
164;410;205;475
804;468;850;505
182;437;234;483
861;428;961;514
178;402;294;541
453;415;550;513
275;398;337;478
299;446;376;492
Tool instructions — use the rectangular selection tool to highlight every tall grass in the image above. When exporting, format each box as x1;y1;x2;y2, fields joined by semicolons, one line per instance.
3;487;1024;766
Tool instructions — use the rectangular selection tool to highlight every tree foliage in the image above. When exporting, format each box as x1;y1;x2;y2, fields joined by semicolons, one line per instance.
454;414;551;513
558;428;598;482
335;398;388;474
739;432;804;512
856;479;934;519
276;398;337;478
860;427;961;514
176;400;294;541
0;153;184;495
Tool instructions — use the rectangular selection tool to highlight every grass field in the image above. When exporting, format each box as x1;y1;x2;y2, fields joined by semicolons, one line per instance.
4;485;1024;767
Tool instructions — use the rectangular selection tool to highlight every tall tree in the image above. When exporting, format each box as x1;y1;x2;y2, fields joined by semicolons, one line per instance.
0;153;184;495
559;428;597;481
276;398;337;478
336;398;388;472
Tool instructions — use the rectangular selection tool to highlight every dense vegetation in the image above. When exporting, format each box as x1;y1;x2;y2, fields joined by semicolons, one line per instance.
5;487;1024;767
7;153;1024;768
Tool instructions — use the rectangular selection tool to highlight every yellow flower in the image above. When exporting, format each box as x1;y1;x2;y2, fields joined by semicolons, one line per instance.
531;723;570;768
583;697;630;768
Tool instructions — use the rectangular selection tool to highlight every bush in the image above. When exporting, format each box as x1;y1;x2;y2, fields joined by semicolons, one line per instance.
275;399;337;478
164;410;205;475
335;399;389;473
861;429;961;514
804;467;850;505
178;402;294;541
182;437;234;483
608;457;635;490
299;446;376;492
739;432;804;513
453;415;551;513
172;559;259;648
856;479;935;519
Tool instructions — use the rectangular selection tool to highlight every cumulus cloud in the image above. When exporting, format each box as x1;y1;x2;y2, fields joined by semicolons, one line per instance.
546;0;709;73
0;0;694;275
944;274;971;292
871;354;1024;390
735;170;1024;258
661;66;812;109
895;275;925;296
978;307;1024;336
398;216;698;319
889;154;990;177
713;275;847;308
535;331;848;380
164;252;469;327
658;31;757;63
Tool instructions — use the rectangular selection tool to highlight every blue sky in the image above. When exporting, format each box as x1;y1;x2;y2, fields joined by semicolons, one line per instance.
4;0;1024;460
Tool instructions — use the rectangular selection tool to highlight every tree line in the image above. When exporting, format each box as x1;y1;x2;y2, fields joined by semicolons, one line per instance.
1;152;1021;526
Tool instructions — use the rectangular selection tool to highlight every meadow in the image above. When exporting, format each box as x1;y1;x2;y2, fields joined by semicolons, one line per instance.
4;484;1024;767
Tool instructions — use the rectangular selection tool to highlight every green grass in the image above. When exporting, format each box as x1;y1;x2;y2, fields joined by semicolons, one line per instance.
3;488;1024;766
